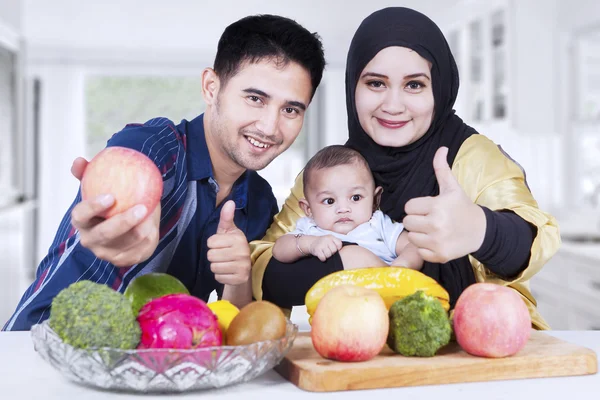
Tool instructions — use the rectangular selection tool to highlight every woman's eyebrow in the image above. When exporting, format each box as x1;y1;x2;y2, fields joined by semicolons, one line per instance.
360;72;431;81
404;73;431;81
361;72;387;79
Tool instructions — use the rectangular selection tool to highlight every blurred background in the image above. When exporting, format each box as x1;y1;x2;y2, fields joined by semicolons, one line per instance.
0;0;599;329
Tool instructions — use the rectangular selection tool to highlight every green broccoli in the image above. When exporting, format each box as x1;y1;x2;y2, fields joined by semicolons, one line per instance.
49;280;141;349
387;290;452;357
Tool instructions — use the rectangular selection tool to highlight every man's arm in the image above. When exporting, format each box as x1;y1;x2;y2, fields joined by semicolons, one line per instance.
208;201;253;309
221;280;253;310
3;118;184;331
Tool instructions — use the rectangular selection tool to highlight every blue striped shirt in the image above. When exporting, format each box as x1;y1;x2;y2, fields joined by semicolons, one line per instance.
3;114;279;331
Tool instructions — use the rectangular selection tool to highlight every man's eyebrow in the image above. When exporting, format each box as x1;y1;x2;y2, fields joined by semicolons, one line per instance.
243;88;270;98
287;100;306;111
243;88;306;111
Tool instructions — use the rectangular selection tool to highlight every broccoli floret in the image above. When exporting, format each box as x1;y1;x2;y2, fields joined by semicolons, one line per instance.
387;290;452;357
49;280;141;349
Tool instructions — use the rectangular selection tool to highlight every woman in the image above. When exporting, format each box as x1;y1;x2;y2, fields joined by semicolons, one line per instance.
250;7;559;329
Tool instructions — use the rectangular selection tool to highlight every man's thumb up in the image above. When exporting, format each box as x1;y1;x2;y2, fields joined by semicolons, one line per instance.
433;147;459;194
216;200;237;234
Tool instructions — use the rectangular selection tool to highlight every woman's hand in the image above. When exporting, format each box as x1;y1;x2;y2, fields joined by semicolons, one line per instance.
402;147;486;263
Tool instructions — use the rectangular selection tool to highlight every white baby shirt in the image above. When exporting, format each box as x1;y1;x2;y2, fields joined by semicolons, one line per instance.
289;210;404;264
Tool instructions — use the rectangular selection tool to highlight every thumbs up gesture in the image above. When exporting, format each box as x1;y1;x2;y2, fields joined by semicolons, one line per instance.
207;200;251;286
402;147;487;263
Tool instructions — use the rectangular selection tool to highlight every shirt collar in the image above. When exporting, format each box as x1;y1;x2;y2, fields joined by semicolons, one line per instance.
182;113;249;210
184;114;213;182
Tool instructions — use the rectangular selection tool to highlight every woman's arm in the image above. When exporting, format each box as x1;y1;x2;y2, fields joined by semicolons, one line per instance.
454;135;560;280
470;207;536;278
250;172;307;302
454;135;560;330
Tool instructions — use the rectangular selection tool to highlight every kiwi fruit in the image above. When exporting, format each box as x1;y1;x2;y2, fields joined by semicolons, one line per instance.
226;301;287;345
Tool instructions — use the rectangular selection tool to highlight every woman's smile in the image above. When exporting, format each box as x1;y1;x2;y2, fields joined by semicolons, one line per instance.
376;118;410;129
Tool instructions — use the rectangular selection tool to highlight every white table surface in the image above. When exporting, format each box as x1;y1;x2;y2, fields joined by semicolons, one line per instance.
1;308;598;400
0;332;597;400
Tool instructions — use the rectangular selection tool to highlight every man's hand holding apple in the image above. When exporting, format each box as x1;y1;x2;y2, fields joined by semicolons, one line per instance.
69;154;162;268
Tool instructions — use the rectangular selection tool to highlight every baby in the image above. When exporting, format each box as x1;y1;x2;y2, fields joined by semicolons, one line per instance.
272;145;423;270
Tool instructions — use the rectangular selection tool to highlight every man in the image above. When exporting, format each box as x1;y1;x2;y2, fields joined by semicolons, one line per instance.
4;14;325;331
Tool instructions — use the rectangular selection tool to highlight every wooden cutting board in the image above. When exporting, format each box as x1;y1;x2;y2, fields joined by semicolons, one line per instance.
275;331;597;392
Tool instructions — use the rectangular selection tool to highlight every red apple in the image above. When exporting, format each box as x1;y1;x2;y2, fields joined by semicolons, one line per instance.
310;284;389;362
81;146;163;219
453;283;531;358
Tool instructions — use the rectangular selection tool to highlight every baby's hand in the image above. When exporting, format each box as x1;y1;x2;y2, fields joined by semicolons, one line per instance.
309;235;343;262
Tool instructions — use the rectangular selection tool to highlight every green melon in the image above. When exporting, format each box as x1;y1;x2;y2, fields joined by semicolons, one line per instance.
124;273;189;316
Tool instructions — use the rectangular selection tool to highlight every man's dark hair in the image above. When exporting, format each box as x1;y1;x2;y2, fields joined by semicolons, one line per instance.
303;145;372;192
214;14;326;99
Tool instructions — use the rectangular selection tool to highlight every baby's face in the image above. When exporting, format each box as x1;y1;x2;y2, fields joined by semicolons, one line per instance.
303;162;378;234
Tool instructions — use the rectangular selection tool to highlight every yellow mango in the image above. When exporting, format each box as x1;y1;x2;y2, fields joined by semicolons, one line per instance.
207;300;240;341
305;268;450;322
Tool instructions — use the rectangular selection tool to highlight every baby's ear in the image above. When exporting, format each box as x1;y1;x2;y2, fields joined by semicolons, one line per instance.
299;198;311;217
373;186;383;211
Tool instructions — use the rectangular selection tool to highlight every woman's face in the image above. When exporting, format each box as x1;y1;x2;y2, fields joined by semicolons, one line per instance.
355;46;434;148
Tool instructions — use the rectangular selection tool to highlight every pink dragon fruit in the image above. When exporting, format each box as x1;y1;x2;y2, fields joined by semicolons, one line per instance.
137;294;222;349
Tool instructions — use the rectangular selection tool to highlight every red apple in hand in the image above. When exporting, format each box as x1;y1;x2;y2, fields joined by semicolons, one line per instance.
453;283;531;358
311;285;389;362
81;146;163;219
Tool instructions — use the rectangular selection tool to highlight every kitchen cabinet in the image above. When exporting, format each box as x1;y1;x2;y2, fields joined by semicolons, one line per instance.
531;245;600;330
444;0;511;126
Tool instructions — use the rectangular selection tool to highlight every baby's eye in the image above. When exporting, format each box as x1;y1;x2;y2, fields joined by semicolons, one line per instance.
351;195;362;202
322;198;335;205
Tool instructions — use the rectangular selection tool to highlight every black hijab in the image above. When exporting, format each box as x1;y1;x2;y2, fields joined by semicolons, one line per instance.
345;7;478;306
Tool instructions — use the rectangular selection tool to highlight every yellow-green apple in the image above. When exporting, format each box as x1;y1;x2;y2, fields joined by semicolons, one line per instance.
453;283;531;358
310;284;389;362
81;146;163;219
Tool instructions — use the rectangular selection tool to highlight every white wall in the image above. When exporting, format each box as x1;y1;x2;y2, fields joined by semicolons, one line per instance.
22;0;457;67
511;0;560;136
322;69;347;147
0;0;21;32
558;0;600;32
0;0;21;51
34;65;86;262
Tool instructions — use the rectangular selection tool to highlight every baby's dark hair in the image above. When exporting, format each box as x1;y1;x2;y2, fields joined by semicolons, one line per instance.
303;145;372;192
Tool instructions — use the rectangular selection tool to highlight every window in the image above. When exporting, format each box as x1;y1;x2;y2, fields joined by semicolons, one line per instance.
469;21;484;122
491;10;507;119
450;6;511;125
85;76;206;159
84;74;310;206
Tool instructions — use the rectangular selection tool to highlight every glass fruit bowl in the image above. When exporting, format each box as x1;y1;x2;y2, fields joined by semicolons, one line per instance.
30;319;298;393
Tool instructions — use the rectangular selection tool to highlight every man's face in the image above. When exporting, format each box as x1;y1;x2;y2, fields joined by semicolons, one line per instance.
206;59;313;171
